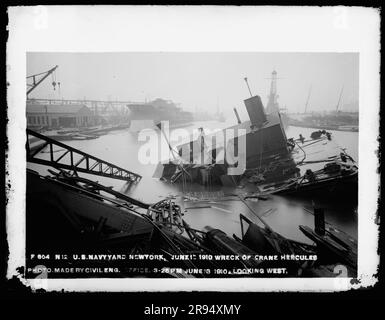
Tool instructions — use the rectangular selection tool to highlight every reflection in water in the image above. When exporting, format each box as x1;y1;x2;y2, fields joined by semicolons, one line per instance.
27;122;358;244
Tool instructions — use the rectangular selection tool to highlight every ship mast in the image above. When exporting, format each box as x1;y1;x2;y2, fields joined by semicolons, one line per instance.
304;85;312;114
335;86;344;112
244;77;253;97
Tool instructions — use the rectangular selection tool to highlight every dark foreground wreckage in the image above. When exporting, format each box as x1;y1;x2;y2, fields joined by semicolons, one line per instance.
25;127;357;278
26;168;357;278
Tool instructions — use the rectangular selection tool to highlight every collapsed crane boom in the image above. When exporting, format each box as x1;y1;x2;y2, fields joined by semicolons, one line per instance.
27;129;142;183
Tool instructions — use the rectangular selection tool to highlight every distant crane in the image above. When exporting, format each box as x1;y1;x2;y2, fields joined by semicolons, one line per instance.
304;85;312;114
335;86;344;112
265;70;285;114
26;65;59;97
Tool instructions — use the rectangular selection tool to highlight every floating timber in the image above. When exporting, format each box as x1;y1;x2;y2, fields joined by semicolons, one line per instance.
299;224;357;270
237;213;315;257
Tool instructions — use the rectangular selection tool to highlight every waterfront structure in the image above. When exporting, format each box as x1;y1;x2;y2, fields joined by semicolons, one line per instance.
26;103;95;129
127;98;194;127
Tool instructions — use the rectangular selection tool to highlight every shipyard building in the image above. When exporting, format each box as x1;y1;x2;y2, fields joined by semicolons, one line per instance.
26;103;95;129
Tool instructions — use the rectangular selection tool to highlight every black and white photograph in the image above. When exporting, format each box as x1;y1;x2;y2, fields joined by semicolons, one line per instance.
5;6;381;293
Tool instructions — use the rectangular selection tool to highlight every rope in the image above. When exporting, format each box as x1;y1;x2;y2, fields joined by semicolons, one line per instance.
258;126;264;173
300;137;327;148
295;140;307;165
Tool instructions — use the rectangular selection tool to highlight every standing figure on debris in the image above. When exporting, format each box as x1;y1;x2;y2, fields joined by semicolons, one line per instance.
287;138;295;149
305;169;316;182
299;134;305;144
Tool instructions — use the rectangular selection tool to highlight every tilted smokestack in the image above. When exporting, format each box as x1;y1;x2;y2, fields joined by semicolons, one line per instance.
233;107;241;124
244;95;267;128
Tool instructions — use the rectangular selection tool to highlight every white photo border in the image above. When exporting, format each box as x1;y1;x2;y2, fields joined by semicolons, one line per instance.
6;5;381;292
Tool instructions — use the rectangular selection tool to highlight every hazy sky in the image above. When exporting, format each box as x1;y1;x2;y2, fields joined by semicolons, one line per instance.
27;52;358;116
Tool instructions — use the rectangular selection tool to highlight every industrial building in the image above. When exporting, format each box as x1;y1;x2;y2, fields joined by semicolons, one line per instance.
26;103;95;129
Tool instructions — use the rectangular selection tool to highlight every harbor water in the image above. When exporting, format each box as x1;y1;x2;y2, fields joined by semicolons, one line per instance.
28;120;358;245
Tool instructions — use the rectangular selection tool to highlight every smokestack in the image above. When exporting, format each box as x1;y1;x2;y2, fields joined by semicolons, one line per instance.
233;108;241;124
244;95;267;128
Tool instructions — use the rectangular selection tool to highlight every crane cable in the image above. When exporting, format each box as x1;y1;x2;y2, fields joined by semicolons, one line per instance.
57;68;61;95
51;69;58;93
257;125;264;176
